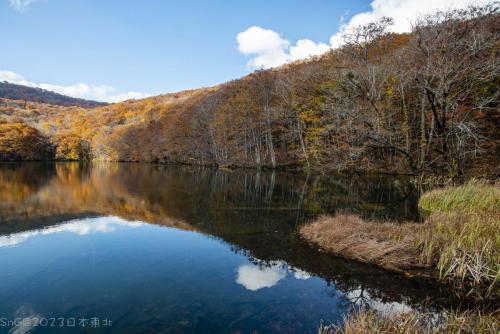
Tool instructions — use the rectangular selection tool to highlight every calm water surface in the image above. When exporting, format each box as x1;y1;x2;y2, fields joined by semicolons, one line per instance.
0;163;455;333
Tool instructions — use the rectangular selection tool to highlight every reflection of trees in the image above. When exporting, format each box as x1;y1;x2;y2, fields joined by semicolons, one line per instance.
0;163;55;203
0;162;462;311
0;163;193;233
346;288;371;308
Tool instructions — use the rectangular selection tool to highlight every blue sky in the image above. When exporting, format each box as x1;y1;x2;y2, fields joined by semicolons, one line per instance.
0;0;487;102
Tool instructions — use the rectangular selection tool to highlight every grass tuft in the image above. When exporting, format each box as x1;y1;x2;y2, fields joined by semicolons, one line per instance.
320;308;499;334
418;180;500;215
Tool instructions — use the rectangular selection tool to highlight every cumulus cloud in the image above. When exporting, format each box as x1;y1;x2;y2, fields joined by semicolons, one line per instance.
236;27;330;69
289;39;331;62
8;0;41;12
237;0;490;69
0;70;151;103
237;26;290;69
329;0;492;47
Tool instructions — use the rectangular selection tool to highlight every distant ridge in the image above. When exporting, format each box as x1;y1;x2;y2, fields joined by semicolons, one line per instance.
0;81;108;108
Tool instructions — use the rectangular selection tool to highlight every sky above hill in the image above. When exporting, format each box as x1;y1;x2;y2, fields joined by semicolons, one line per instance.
0;0;490;102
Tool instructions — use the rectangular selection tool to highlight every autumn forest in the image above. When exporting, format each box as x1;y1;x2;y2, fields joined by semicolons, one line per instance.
1;5;499;177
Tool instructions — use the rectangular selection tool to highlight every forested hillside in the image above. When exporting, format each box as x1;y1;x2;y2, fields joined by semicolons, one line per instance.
0;82;107;108
0;5;498;176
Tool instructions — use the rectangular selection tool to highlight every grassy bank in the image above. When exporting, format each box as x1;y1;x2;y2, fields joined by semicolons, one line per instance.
319;308;499;334
300;182;500;299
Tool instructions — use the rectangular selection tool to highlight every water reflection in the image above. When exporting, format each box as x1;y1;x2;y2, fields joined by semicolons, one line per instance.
0;217;143;248
8;305;42;334
345;288;413;317
0;162;464;332
235;262;315;292
236;262;288;291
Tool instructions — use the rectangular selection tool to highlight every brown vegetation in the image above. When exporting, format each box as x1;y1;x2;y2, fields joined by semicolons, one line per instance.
320;308;499;334
299;214;423;271
0;5;498;176
0;122;53;160
300;182;500;299
51;133;92;161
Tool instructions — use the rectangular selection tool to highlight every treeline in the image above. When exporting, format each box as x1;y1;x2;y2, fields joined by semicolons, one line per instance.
0;5;498;176
0;82;107;108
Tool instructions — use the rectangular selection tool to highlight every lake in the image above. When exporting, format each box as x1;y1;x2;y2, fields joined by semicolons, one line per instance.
0;163;457;333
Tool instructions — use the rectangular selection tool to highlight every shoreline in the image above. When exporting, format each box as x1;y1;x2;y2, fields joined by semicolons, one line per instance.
2;160;499;180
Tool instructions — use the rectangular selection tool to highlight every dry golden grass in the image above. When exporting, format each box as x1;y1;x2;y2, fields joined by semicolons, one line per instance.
320;309;499;334
300;214;425;271
300;183;500;299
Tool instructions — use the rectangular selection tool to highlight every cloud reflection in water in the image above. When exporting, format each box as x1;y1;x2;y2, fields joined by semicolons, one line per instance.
236;261;312;291
0;217;143;248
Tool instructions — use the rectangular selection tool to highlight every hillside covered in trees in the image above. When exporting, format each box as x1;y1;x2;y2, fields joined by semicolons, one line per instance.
0;82;107;108
0;5;498;177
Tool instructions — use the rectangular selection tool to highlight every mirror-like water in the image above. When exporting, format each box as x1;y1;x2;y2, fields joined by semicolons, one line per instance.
0;163;456;333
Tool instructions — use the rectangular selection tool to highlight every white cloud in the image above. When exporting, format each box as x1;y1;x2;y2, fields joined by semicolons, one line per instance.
0;70;151;103
289;39;330;61
236;262;287;291
8;0;41;12
237;0;490;69
237;26;289;55
329;0;492;47
237;26;331;69
237;26;290;69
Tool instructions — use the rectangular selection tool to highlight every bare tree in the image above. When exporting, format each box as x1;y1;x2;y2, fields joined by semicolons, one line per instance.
251;70;279;168
411;4;499;176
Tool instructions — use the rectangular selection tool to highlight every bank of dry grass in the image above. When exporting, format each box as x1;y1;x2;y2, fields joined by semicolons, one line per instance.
299;214;424;271
300;182;500;299
320;309;499;334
